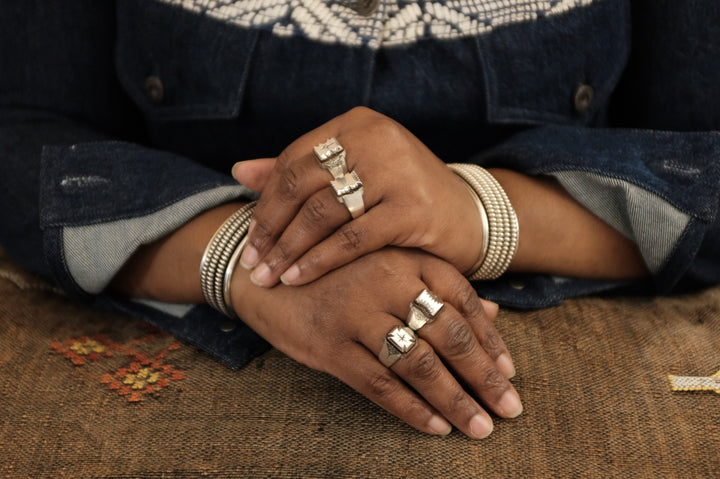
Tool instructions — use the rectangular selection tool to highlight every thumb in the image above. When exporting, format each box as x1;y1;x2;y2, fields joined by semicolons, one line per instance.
231;158;277;192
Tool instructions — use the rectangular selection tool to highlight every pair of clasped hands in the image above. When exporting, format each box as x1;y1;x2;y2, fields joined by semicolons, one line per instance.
229;107;522;439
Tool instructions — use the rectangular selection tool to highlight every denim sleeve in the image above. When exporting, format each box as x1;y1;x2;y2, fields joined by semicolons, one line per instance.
474;126;720;297
0;108;268;369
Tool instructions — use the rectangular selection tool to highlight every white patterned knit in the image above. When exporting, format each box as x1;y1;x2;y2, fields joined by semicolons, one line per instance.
161;0;596;48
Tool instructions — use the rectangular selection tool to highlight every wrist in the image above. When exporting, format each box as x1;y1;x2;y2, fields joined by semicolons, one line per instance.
111;201;250;303
487;168;648;279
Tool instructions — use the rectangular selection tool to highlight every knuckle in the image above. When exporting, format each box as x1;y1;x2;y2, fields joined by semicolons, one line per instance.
348;105;374;118
304;336;347;374
483;330;502;352
275;148;294;170
369;116;403;140
404;397;431;419
366;371;400;399
300;248;323;271
456;285;483;318
407;346;441;383
266;241;292;272
481;367;506;391
277;166;300;202
337;224;365;251
372;251;414;284
447;388;472;412
303;195;330;225
248;219;272;250
443;321;478;358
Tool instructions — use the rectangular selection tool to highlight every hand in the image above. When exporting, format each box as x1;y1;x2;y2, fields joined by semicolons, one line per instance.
231;247;522;439
232;106;485;288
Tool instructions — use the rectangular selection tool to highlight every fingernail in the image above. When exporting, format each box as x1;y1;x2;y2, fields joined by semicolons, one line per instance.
231;162;242;180
498;390;523;418
240;244;259;270
427;415;452;436
469;414;493;439
496;353;516;379
280;264;300;286
250;263;271;287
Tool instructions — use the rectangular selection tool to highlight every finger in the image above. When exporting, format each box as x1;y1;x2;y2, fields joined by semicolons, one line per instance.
356;316;494;440
374;331;494;439
231;158;277;192
413;301;522;419
332;343;453;437
249;187;349;287
239;109;382;270
240;151;330;269
421;261;516;379
382;271;521;419
279;203;408;286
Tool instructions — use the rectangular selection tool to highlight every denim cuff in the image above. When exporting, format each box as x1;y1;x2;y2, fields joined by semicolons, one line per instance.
476;126;720;293
62;184;250;294
36;140;267;368
39;141;256;296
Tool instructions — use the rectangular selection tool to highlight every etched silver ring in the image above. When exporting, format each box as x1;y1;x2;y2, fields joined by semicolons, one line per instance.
313;137;348;180
379;325;417;368
330;170;365;219
406;289;444;331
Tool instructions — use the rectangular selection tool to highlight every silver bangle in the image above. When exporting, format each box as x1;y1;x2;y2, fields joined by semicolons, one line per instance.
223;235;249;317
448;164;519;280
199;202;256;317
200;209;251;314
457;180;490;277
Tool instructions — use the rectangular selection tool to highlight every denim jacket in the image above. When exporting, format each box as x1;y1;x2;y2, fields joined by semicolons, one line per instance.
1;0;719;368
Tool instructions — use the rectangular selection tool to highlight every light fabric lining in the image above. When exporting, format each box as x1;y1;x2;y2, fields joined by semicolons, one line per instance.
549;171;691;273
64;185;252;294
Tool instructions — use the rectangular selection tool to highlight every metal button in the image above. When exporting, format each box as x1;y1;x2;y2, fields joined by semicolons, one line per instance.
356;0;380;16
573;84;594;114
144;75;164;104
509;280;525;290
220;320;237;333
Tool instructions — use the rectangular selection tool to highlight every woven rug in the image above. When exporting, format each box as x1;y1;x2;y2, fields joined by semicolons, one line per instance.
0;249;718;478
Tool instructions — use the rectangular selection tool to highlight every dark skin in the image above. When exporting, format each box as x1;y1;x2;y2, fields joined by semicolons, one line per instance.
112;107;647;439
113;204;516;439
234;107;647;285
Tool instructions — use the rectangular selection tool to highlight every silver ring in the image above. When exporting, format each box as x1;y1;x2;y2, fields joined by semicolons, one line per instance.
314;137;348;180
331;171;365;219
379;326;417;367
406;289;444;331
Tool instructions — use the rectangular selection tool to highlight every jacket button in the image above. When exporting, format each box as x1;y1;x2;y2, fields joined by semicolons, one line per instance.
144;75;165;104
356;0;379;16
573;84;594;114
